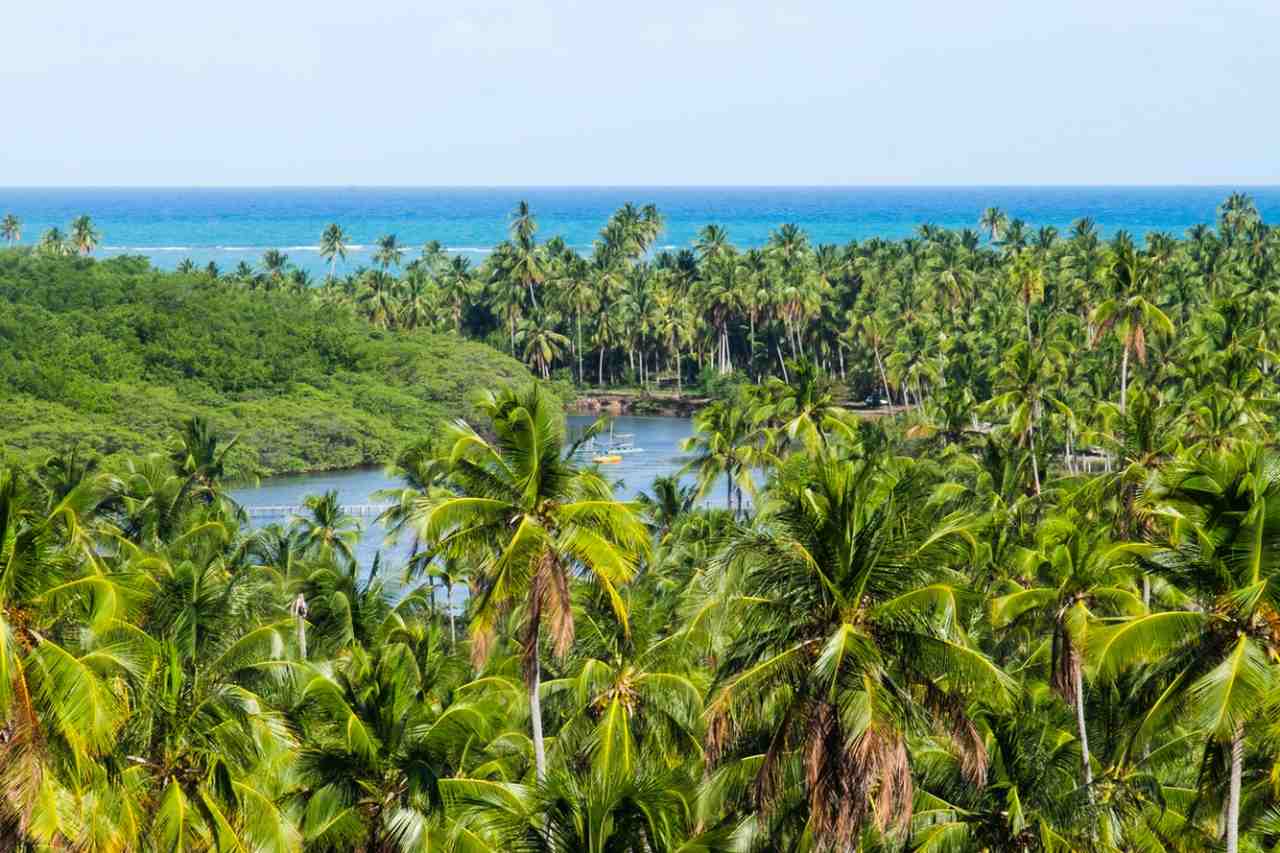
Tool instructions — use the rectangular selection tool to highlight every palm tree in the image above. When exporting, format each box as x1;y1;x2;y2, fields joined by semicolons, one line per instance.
1;213;21;245
702;452;1010;850
290;623;504;849
980;206;1010;243
69;215;100;255
680;392;765;515
1091;443;1280;853
260;248;290;286
991;519;1146;796
0;468;136;836
293;490;360;567
37;227;67;255
372;233;404;271
1091;285;1175;414
516;318;570;379
508;201;546;310
319;222;349;280
410;384;649;781
170;414;239;495
988;340;1066;496
440;255;474;334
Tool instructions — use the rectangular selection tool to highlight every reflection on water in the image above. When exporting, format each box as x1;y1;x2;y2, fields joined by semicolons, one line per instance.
229;416;707;573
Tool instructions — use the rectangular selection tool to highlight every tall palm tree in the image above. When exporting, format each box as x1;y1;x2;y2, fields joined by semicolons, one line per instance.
410;384;649;780
290;623;504;849
508;201;546;310
680;392;765;514
319;222;349;280
702;452;1010;850
991;519;1147;796
980;206;1010;243
69;215;100;255
516;318;570;379
0;214;21;245
1092;443;1280;853
373;234;404;271
1091;289;1175;414
260;248;290;286
988;340;1066;496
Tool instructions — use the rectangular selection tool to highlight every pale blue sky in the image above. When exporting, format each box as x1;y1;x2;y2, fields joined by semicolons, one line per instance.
5;0;1278;186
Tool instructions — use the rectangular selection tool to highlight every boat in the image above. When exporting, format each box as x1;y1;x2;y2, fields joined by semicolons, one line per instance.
592;453;623;464
606;430;644;455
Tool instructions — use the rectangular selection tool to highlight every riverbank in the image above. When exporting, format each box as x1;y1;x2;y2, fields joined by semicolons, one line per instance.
571;389;911;420
570;389;710;417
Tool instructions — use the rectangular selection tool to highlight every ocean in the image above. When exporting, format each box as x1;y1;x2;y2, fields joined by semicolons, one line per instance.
1;186;1277;276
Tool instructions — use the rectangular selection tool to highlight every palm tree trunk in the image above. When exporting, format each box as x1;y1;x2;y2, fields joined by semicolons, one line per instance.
447;581;456;646
1028;424;1042;495
529;636;548;782
676;350;682;394
1120;343;1130;414
1227;725;1243;853
576;310;584;385
874;347;892;407
1074;664;1093;795
598;347;605;388
777;341;789;383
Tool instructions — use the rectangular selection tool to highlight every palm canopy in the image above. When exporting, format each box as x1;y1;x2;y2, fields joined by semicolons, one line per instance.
410;383;650;779
1090;443;1280;851
699;450;1012;849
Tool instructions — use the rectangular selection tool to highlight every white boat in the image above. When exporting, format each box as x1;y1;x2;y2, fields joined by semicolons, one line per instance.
606;431;645;455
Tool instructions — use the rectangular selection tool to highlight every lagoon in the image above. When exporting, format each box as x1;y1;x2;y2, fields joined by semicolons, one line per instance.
229;415;702;572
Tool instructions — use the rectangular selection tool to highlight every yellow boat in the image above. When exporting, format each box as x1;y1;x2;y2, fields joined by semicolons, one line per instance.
592;454;623;465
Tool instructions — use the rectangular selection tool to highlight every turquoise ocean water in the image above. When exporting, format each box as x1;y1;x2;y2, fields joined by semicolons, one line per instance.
1;186;1276;276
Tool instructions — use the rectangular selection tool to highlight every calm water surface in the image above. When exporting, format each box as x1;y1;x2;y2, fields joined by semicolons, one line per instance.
229;416;704;573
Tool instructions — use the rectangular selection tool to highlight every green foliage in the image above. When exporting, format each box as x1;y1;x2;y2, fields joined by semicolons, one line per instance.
0;251;534;477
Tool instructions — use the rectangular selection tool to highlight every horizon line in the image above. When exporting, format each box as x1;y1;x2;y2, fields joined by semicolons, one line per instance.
2;183;1280;191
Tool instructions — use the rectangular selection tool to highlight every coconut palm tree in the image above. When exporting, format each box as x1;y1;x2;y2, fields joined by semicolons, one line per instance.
37;227;67;255
293;490;360;568
1;213;22;245
409;384;650;781
1091;442;1280;853
440;255;474;334
373;234;404;271
260;248;290;286
991;518;1147;795
980;206;1010;243
1091;287;1175;414
289;621;506;850
680;392;766;515
69;215;100;255
702;452;1010;850
319;222;349;280
516;318;570;379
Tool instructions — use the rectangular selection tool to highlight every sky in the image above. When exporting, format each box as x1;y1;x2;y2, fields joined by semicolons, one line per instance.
4;0;1279;186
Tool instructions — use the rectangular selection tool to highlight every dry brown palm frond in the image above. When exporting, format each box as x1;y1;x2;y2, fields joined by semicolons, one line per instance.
924;681;989;786
542;553;575;659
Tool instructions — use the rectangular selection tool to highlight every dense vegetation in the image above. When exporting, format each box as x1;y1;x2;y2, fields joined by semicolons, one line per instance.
2;193;1280;850
73;191;1268;407
0;250;534;476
